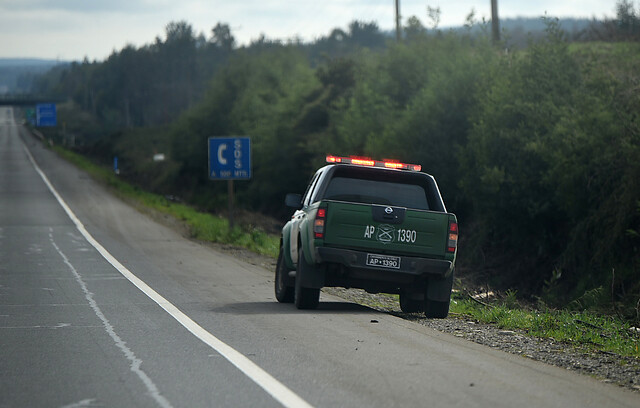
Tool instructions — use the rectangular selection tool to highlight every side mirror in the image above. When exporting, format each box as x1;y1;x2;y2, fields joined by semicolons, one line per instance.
285;193;303;209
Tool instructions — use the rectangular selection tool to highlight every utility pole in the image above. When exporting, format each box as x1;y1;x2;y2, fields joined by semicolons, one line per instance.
395;0;401;42
491;0;500;44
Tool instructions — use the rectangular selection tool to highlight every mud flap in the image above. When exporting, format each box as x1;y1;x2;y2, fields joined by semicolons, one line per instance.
297;252;325;289
426;269;454;302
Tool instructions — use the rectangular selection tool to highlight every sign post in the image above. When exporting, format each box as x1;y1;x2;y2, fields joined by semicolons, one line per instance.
208;137;251;229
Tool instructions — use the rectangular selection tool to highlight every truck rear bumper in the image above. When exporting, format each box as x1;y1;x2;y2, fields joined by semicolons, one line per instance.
316;246;453;279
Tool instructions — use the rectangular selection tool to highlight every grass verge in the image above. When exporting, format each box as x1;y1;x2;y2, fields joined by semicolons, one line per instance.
450;293;640;359
53;146;279;258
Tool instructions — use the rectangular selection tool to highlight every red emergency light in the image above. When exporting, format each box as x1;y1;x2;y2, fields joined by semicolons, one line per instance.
325;155;421;172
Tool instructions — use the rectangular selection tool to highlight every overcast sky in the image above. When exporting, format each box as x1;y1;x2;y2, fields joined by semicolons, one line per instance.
0;0;617;61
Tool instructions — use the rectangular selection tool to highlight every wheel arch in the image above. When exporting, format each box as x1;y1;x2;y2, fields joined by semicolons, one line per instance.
281;223;295;270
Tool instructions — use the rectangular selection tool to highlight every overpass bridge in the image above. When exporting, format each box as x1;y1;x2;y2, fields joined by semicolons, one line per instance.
0;95;64;126
0;94;65;106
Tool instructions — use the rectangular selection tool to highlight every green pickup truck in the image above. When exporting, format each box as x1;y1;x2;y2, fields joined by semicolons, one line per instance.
275;156;458;318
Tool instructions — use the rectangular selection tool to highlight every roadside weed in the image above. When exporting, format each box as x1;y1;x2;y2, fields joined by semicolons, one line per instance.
451;298;640;358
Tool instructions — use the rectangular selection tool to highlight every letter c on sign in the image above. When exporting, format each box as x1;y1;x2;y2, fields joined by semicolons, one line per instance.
217;144;228;165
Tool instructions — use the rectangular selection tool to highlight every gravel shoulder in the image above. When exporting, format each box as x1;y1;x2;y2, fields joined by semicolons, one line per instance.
324;287;640;393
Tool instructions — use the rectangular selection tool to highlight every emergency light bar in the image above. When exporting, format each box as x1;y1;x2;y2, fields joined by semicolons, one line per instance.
326;155;422;172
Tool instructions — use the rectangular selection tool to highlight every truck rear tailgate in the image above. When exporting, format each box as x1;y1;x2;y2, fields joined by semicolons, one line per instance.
322;201;450;259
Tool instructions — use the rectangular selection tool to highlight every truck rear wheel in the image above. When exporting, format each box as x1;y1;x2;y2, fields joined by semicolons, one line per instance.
424;271;453;318
399;292;423;313
295;248;320;310
424;299;450;319
275;247;295;303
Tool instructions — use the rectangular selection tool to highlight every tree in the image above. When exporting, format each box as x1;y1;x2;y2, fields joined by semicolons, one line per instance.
459;19;581;291
347;21;386;49
211;23;235;52
404;16;427;41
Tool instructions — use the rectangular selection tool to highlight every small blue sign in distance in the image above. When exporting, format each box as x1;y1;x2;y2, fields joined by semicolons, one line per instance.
208;137;251;180
36;103;57;126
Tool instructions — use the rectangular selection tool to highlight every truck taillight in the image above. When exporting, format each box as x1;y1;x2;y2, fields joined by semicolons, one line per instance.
447;221;458;253
314;208;327;239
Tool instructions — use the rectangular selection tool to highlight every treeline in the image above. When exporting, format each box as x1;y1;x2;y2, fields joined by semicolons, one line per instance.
33;20;386;139
34;4;640;315
34;22;237;134
584;0;640;41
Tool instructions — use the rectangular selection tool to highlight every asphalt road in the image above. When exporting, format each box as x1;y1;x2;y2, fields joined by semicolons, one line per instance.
1;106;638;408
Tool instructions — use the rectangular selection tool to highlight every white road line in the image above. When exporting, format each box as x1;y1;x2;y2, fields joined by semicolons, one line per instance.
49;228;173;408
22;139;313;408
59;398;99;408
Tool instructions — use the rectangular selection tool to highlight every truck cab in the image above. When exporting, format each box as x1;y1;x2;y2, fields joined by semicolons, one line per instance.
275;156;458;318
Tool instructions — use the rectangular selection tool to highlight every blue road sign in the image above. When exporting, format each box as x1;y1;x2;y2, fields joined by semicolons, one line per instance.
36;103;57;126
208;137;251;180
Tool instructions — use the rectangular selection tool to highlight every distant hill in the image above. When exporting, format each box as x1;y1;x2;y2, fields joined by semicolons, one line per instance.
0;58;68;94
500;17;593;32
499;17;594;46
379;17;599;47
0;58;65;67
444;17;596;48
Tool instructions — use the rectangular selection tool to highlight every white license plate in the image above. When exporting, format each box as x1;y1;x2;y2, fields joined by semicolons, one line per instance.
366;254;401;269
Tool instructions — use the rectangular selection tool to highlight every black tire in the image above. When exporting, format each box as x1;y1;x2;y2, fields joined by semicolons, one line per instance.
399;292;423;313
294;248;320;310
424;299;450;319
275;246;295;303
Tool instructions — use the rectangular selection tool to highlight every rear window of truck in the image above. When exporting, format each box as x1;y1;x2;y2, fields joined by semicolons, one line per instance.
323;176;430;210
